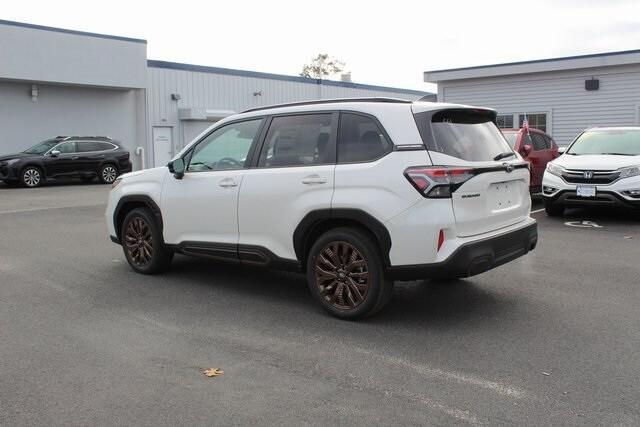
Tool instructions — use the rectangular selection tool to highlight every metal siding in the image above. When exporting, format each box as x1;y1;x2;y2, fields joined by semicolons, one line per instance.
439;64;640;146
147;67;424;150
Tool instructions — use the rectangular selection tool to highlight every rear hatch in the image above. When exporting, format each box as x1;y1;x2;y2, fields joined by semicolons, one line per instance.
412;107;530;237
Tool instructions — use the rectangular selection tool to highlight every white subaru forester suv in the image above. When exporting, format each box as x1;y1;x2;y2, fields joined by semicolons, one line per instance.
106;98;537;319
542;127;640;216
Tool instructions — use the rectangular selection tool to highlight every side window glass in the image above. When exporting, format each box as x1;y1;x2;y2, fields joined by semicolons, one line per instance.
77;141;101;152
258;114;332;167
338;113;391;163
521;134;534;150
187;119;263;172
531;133;547;151
55;142;76;154
543;135;553;149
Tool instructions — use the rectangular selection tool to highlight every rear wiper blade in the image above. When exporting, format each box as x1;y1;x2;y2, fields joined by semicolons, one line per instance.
493;151;516;161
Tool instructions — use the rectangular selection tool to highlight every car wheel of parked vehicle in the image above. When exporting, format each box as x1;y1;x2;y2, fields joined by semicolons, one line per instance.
121;208;173;274
99;164;118;184
544;201;565;217
21;166;42;188
306;227;393;319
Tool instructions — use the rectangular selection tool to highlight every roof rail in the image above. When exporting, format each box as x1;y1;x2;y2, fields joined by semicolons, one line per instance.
65;135;113;140
241;97;413;114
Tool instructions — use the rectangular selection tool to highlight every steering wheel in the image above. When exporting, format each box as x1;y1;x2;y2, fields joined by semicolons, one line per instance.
216;157;242;168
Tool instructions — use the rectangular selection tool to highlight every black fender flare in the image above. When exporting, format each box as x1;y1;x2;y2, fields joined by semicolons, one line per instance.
113;195;163;242
293;209;392;268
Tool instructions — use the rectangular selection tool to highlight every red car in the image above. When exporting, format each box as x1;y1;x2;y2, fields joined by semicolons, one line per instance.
501;127;559;192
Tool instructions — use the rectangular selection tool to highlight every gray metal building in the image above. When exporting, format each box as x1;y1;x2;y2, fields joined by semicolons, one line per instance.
0;19;431;170
425;50;640;147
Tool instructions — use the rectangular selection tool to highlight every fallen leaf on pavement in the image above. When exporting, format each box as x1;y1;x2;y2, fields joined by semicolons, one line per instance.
203;368;224;377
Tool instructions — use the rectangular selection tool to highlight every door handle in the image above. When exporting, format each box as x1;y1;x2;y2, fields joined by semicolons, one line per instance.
218;178;238;188
301;174;327;185
71;156;79;160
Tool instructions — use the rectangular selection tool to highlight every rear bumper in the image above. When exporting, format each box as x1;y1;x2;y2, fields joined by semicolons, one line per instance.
543;189;640;209
387;221;538;280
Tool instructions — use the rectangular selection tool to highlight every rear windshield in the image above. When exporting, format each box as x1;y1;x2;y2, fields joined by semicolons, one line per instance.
567;129;640;156
502;132;518;148
414;109;513;161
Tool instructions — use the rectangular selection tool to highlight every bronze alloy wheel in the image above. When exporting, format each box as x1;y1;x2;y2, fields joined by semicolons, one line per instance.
315;241;370;310
124;216;154;267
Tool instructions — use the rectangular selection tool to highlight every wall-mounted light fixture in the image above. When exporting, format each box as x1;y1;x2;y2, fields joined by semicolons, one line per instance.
253;90;262;97
585;78;599;91
171;93;181;101
31;84;38;102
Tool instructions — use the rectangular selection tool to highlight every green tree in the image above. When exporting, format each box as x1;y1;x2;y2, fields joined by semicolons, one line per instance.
300;53;345;79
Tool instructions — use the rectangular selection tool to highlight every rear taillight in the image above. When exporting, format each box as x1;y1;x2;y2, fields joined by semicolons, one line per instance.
404;166;475;198
437;229;445;252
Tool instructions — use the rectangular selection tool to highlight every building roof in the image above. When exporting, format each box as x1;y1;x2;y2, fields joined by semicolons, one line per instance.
148;60;432;96
0;18;146;44
424;49;640;83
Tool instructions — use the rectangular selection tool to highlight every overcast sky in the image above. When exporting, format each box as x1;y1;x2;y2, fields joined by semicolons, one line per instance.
3;0;639;92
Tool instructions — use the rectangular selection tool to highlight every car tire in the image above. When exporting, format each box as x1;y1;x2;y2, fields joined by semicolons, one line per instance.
306;227;393;319
121;208;173;274
21;166;43;188
99;164;119;184
544;201;564;217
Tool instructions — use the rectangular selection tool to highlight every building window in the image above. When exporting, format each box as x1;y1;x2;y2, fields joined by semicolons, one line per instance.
519;113;547;133
496;114;514;129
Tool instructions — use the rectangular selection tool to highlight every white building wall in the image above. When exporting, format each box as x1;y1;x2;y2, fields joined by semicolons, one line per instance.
0;22;146;88
438;64;640;146
0;81;145;167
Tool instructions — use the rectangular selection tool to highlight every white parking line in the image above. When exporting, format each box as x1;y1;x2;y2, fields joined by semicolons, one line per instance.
0;203;104;215
354;347;528;399
531;208;545;214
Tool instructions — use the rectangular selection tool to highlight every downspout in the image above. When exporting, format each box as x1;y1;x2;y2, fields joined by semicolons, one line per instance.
135;146;146;170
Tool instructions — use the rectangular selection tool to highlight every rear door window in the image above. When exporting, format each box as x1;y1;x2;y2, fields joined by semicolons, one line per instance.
338;113;391;163
415;109;512;162
258;114;333;168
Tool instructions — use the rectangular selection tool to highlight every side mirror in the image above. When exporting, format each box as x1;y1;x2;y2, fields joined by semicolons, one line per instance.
50;150;61;157
521;144;532;157
557;146;566;154
168;158;185;179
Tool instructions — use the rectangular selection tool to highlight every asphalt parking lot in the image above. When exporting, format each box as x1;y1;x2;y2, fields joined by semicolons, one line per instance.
1;183;639;426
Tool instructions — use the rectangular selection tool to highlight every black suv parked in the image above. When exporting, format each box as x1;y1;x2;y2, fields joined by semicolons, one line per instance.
0;136;132;187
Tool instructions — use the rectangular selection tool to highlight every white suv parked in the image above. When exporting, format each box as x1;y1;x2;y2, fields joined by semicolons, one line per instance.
542;127;640;216
106;98;537;319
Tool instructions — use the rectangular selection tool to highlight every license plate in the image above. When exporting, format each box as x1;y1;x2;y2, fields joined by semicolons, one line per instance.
576;185;596;197
491;181;515;209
